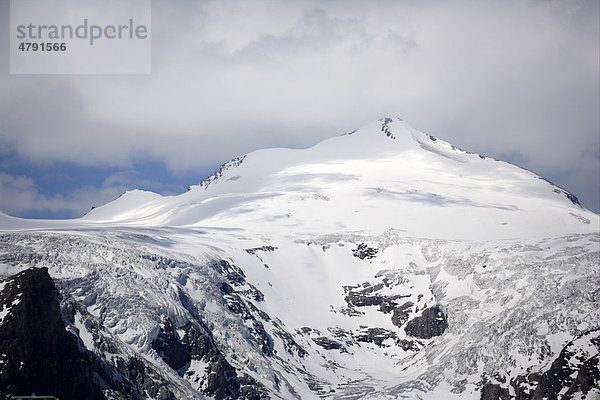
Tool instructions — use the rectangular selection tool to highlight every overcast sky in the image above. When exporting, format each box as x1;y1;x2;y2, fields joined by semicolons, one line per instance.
1;0;598;218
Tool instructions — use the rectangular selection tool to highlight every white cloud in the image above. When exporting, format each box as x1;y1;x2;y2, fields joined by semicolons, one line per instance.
0;172;125;218
0;0;598;210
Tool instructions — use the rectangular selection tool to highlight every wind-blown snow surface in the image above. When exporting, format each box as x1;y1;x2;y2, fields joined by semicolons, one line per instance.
0;118;599;399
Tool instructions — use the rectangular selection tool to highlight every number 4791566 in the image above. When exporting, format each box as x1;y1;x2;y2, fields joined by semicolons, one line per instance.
18;42;66;51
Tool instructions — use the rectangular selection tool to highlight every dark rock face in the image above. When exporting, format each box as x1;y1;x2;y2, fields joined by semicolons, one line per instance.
250;320;274;356
380;117;396;139
217;260;265;301
357;327;397;348
0;267;105;400
200;155;246;188
510;373;539;400
344;282;385;307
356;327;421;351
391;301;414;327
213;259;247;286
149;258;271;398
244;246;277;255
404;305;447;339
220;282;274;356
152;319;198;372
545;179;581;206
343;282;410;313
61;297;184;400
151;318;269;400
352;243;379;260
480;383;510;400
311;336;345;351
273;322;307;357
510;329;600;400
482;329;600;400
530;331;600;399
124;357;175;400
221;282;255;318
192;355;269;400
238;374;271;400
0;266;267;400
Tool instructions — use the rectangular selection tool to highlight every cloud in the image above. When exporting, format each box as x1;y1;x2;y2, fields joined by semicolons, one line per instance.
0;171;126;218
0;0;598;211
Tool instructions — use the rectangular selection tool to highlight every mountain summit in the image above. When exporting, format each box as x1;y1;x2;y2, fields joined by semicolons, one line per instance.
0;118;598;399
82;117;597;240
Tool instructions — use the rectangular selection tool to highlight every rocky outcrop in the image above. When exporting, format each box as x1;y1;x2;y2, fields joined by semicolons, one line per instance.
0;267;105;400
380;117;396;139
352;243;379;259
213;259;248;286
152;318;210;372
200;155;246;189
343;282;410;314
478;329;600;400
356;327;421;351
404;305;447;339
245;245;277;255
356;327;397;348
480;382;510;400
311;336;345;351
220;281;274;356
530;329;600;399
391;301;414;327
123;357;176;400
151;317;269;399
0;267;267;400
510;329;600;400
273;320;308;358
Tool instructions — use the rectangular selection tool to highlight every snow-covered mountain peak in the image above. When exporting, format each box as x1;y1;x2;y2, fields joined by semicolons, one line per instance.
315;117;470;164
376;116;410;141
331;116;425;150
4;118;598;241
342;116;406;141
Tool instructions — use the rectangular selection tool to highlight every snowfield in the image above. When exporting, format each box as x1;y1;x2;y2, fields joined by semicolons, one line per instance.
0;118;598;399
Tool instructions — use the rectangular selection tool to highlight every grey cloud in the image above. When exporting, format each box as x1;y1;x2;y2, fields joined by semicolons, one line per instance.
0;172;125;217
0;0;598;211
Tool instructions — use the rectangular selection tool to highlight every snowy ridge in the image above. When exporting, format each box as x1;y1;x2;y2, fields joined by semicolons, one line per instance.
2;118;596;239
198;155;247;189
0;118;599;399
21;117;592;241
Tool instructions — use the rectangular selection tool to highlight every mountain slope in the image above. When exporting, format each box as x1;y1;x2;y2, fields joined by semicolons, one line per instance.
0;118;598;399
0;267;104;400
77;117;597;239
